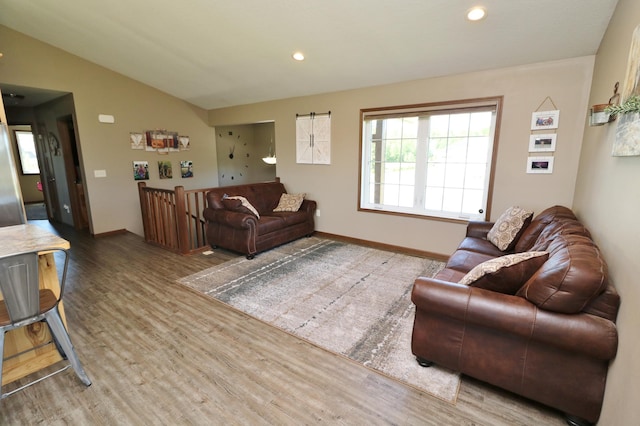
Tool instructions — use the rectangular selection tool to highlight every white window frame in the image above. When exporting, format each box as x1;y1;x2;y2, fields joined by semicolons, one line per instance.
358;97;502;222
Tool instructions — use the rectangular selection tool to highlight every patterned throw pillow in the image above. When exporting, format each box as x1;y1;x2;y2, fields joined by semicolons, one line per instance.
487;206;533;251
273;193;306;212
222;195;260;218
458;251;549;294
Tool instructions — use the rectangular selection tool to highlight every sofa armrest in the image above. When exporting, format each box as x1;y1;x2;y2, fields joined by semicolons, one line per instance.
466;221;494;238
203;208;257;229
299;199;317;214
412;277;618;360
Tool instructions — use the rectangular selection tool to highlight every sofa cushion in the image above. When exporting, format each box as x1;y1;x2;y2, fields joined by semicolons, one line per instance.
459;251;549;294
514;205;576;252
487;206;533;251
273;193;306;212
256;216;286;235
445;249;497;273
517;235;608;314
271;210;309;227
222;195;260;218
529;219;592;252
457;237;506;257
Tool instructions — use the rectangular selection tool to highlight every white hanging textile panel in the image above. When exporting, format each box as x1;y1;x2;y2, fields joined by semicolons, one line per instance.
296;112;331;164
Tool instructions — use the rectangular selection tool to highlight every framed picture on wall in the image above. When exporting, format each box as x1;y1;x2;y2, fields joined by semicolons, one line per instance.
529;134;556;152
133;161;149;180
531;110;560;130
526;156;554;174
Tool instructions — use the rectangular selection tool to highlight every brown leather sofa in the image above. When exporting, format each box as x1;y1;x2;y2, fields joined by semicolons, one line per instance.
203;179;316;259
411;206;619;426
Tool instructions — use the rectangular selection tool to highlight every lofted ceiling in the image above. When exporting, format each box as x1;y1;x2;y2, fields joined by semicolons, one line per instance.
0;0;619;110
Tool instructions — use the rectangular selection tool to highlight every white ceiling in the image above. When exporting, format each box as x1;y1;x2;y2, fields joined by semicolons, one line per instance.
0;0;619;110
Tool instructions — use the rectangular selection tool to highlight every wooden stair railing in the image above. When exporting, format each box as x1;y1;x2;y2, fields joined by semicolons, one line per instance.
138;182;215;255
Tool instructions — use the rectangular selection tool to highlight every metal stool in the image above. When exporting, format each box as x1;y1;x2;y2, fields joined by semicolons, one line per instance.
0;248;91;398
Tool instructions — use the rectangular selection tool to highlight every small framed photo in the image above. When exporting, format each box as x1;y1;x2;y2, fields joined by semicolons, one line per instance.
180;160;193;178
529;134;556;152
531;110;560;130
158;160;173;179
133;161;149;180
527;156;554;174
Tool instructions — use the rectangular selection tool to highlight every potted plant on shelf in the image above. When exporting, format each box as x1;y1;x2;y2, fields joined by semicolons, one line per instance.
605;95;640;117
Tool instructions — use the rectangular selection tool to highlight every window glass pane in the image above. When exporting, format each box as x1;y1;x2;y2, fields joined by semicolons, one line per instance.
444;163;465;188
429;115;449;137
447;137;468;163
462;189;483;215
385;139;402;162
464;164;487;189
401;117;419;138
426;163;445;187
467;136;489;162
369;162;381;184
442;188;463;212
427;138;447;162
425;186;443;210
401;139;417;163
448;114;470;137
369;141;378;161
469;111;492;136
382;184;399;205
368;183;377;203
384;118;403;139
15;131;40;175
384;163;400;184
398;185;414;207
399;163;416;185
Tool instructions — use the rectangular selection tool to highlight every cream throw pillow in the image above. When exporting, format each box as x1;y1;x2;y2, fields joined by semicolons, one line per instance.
223;195;260;218
273;193;305;212
487;206;533;251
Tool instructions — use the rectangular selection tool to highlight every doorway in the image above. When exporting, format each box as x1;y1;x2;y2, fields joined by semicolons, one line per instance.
57;115;88;229
1;83;89;230
8;124;48;219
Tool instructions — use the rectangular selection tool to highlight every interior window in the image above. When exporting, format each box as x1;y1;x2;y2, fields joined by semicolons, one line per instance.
359;97;502;222
15;130;40;175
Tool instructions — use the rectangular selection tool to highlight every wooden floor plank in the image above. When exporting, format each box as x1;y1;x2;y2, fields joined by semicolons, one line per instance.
0;222;565;425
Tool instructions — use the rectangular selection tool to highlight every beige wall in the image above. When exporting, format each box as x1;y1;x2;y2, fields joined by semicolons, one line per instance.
210;57;595;256
215;122;276;186
0;25;219;235
573;0;640;424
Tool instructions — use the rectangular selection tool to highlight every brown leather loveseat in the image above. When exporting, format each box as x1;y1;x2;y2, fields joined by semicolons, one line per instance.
203;179;316;259
411;206;619;426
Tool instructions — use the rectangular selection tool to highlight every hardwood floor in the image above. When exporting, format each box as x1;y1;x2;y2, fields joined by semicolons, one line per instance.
0;221;566;425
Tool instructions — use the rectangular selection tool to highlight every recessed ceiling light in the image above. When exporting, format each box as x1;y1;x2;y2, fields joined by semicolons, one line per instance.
467;6;487;21
292;52;305;61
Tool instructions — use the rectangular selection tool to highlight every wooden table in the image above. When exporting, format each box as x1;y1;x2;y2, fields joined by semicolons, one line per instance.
0;224;70;386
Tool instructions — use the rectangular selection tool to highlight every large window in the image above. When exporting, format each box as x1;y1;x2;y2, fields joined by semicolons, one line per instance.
359;97;502;222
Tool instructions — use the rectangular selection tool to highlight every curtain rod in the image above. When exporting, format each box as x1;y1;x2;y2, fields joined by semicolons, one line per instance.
296;111;331;118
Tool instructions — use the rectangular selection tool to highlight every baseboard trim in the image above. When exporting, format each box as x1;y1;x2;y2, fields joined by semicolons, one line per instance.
314;231;449;262
92;228;128;238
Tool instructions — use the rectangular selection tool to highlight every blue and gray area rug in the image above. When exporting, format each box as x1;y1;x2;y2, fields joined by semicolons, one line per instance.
178;237;460;403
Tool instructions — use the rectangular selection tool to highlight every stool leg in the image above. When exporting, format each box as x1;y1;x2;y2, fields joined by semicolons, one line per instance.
44;309;91;387
0;331;5;397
